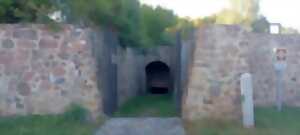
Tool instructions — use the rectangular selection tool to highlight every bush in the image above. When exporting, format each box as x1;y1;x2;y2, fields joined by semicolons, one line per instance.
0;0;56;23
63;104;89;123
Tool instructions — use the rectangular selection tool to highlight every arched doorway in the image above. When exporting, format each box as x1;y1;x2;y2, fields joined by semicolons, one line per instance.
114;61;177;117
146;61;171;94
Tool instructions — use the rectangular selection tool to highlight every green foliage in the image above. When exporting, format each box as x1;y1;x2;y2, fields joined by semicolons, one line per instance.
175;18;194;39
252;16;270;33
0;0;56;23
229;0;260;22
63;104;89;122
215;9;245;25
185;107;300;135
194;0;265;32
0;0;184;48
0;113;102;135
59;0;179;47
281;27;299;34
0;0;12;22
114;94;177;117
61;0;121;26
141;5;178;46
117;0;143;47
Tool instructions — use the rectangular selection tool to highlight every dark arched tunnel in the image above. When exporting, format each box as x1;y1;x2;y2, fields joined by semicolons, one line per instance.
146;61;171;94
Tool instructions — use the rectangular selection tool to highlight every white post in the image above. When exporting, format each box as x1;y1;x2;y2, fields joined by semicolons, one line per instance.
241;73;255;128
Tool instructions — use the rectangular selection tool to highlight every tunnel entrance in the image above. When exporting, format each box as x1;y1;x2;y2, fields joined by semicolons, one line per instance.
146;61;171;94
113;61;177;117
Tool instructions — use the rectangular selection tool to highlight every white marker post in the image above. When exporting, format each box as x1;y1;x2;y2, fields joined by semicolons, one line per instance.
241;73;255;128
273;48;287;112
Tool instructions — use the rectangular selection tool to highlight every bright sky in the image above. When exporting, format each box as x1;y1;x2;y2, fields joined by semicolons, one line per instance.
140;0;300;30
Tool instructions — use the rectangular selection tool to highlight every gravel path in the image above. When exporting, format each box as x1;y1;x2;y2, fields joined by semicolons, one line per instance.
95;117;186;135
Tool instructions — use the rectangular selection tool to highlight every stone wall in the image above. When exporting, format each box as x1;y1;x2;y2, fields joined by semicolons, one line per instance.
7;23;299;121
183;25;248;121
245;32;300;106
183;24;300;121
0;24;101;117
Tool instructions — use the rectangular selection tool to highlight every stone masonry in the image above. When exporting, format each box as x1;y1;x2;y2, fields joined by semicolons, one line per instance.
0;24;101;117
183;25;300;121
183;25;248;121
2;24;300;122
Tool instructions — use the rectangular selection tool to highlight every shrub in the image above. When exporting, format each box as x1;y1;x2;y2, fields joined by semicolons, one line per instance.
63;104;89;123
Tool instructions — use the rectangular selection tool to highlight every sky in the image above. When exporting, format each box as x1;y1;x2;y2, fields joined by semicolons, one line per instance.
140;0;300;30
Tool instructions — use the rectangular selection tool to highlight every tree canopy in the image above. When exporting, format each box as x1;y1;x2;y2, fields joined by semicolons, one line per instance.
194;0;271;33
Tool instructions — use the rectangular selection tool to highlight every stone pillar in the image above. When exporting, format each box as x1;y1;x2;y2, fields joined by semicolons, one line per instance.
241;73;255;128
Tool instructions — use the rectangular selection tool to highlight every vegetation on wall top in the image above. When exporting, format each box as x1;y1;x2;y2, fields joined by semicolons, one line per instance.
0;0;185;48
3;0;292;47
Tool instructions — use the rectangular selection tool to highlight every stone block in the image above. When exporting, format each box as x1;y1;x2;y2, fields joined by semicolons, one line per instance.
58;51;70;60
2;39;15;49
13;29;38;40
71;29;83;38
209;81;221;97
16;39;36;49
23;71;35;81
52;66;66;77
0;51;14;65
15;49;30;63
55;78;65;85
39;80;52;90
39;37;58;49
17;82;31;96
16;102;24;109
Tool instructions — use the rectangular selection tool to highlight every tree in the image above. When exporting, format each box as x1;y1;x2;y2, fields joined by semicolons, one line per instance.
215;9;244;24
0;0;55;23
195;0;265;32
229;0;260;24
117;0;143;47
281;27;299;34
141;5;178;46
252;16;269;33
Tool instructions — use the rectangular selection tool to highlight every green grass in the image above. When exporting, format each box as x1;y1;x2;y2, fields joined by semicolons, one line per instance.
0;115;98;135
114;94;178;117
185;107;300;135
0;105;105;135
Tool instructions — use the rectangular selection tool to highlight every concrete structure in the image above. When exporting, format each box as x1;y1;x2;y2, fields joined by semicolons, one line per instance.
241;73;254;128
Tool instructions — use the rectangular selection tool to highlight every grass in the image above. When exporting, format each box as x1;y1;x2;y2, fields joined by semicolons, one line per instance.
185;107;300;135
2;103;298;135
113;94;178;117
0;105;104;135
0;115;98;135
